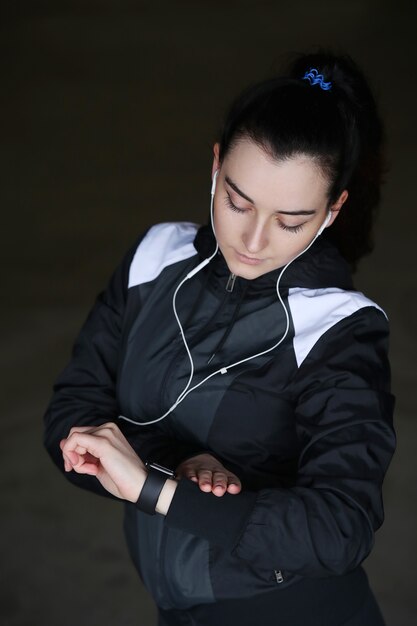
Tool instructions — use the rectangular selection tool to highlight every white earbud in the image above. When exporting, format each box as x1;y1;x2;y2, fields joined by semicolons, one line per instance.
316;211;332;236
211;169;219;195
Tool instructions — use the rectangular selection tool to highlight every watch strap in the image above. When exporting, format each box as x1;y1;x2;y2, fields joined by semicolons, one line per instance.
136;462;174;515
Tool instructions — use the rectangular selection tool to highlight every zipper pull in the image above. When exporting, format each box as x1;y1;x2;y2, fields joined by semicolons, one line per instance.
226;272;236;292
274;570;284;584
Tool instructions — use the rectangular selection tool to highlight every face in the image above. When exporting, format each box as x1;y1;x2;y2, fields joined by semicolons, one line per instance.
211;138;347;280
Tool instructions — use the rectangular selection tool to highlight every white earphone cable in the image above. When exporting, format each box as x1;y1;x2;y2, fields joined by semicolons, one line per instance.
118;172;330;426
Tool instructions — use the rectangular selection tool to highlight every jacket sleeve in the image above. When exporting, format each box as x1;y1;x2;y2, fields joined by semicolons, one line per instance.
165;306;396;577
43;236;205;499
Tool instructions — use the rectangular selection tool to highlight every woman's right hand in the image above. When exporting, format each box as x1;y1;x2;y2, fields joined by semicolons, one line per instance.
176;453;241;497
60;422;147;503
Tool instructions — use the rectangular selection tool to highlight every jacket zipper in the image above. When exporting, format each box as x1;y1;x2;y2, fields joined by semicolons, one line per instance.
226;272;236;292
158;273;237;414
274;569;284;584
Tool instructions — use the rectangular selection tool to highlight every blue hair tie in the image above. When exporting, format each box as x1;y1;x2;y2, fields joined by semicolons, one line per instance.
302;68;332;91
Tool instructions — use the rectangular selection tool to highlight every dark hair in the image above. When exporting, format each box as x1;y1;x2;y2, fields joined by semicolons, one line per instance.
218;51;385;270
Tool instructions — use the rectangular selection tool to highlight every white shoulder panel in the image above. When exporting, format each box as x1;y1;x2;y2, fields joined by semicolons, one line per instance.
288;287;386;367
128;222;200;287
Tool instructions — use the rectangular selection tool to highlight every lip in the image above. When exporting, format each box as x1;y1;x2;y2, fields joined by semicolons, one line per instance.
235;250;264;265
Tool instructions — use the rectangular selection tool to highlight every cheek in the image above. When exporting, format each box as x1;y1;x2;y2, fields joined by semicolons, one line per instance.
267;230;315;265
213;205;236;242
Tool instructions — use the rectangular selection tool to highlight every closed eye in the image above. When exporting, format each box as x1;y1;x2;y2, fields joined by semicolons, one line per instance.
225;194;306;234
279;222;305;234
224;194;246;214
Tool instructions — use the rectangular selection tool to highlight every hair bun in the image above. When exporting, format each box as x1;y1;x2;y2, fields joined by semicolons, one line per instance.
288;50;383;148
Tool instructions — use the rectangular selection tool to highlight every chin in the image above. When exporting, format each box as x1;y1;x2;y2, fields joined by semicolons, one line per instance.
221;248;275;280
240;268;268;280
226;260;268;281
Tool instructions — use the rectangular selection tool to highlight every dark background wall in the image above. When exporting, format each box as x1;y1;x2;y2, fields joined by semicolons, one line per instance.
1;2;416;625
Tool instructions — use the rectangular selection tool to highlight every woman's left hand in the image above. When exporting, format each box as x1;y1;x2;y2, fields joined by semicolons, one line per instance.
176;453;242;497
60;422;146;502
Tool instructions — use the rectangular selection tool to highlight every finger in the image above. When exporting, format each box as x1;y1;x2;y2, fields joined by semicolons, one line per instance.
74;445;88;456
212;471;228;496
182;470;198;482
101;421;119;432
66;424;120;447
62;432;105;459
197;470;213;492
60;440;72;470
226;481;242;494
71;448;101;472
61;441;82;470
65;449;80;466
226;472;242;493
62;453;72;472
67;425;99;437
83;452;100;465
83;425;126;450
70;461;100;476
62;444;92;470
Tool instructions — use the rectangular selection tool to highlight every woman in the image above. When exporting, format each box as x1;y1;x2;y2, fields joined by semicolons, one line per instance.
44;51;396;625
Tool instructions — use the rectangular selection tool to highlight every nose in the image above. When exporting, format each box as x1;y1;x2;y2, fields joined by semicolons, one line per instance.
242;220;268;255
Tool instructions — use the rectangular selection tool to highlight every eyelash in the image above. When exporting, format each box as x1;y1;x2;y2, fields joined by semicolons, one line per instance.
225;195;246;214
224;195;305;234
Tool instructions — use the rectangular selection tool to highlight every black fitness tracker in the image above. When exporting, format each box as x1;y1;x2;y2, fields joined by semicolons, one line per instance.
135;461;175;515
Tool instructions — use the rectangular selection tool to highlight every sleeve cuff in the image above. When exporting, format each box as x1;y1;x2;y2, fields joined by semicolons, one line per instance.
164;477;258;549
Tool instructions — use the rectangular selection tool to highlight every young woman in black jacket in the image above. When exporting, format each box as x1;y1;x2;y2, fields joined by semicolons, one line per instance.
45;51;396;625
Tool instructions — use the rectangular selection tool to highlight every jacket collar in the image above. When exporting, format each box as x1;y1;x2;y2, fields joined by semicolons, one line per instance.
193;223;353;295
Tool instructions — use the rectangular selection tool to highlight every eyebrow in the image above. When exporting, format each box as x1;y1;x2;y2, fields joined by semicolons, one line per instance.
225;176;255;203
224;175;317;216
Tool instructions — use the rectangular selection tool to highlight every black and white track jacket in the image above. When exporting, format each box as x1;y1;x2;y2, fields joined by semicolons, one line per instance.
44;222;396;611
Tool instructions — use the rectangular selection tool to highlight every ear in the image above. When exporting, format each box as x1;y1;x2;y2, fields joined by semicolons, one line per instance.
328;189;348;226
212;142;220;179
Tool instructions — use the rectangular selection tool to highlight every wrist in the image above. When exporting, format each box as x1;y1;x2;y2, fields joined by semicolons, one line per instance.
128;466;147;503
155;478;178;516
135;462;175;515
